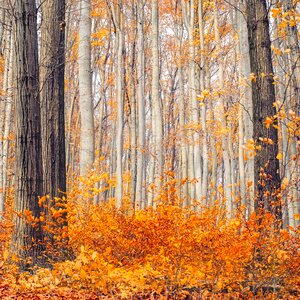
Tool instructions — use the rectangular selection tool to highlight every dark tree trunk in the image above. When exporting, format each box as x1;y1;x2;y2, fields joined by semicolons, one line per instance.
40;0;68;259
40;0;66;201
11;0;44;269
246;0;281;220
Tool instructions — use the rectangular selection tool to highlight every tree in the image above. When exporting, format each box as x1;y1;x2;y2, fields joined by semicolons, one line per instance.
113;0;124;208
11;0;44;268
246;0;281;219
40;0;67;201
136;0;146;209
150;0;163;206
79;0;95;177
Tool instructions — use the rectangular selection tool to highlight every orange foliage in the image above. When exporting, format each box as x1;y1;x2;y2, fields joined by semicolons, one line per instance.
1;189;299;298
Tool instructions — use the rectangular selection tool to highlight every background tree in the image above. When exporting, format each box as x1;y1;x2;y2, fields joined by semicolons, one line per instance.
79;0;95;177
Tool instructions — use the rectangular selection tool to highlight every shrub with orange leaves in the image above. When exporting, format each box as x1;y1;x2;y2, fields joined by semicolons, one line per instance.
1;177;300;298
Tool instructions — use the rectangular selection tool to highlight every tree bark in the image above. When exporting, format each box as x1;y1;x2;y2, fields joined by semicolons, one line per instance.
151;0;163;206
79;0;95;176
246;0;281;219
114;0;124;208
136;0;146;209
11;0;44;269
40;0;67;200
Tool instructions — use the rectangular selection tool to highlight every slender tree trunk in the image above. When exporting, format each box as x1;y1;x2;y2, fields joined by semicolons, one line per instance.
151;0;163;206
115;0;124;208
79;0;95;176
136;0;146;209
237;0;254;215
128;16;137;208
11;0;44;269
176;20;188;205
199;0;208;203
0;19;12;213
214;9;232;218
1;27;13;214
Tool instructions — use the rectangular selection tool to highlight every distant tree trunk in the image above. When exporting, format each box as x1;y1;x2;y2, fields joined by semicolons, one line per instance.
11;0;44;269
175;19;188;205
0;25;14;214
79;0;95;176
237;0;254;216
246;0;281;219
214;9;232;218
114;0;124;208
151;0;163;206
136;0;146;209
0;2;5;54
40;0;67;201
0;18;12;213
283;0;300;225
188;0;202;205
182;0;202;204
199;0;208;203
128;11;137;208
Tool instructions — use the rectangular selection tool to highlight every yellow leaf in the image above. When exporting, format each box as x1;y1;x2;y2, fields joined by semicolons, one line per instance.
92;251;98;260
80;269;87;280
264;117;273;129
276;153;283;160
250;73;256;82
54;277;60;286
294;214;300;221
3;250;9;261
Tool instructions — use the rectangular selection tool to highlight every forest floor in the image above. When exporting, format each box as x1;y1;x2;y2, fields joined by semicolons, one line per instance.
0;203;299;299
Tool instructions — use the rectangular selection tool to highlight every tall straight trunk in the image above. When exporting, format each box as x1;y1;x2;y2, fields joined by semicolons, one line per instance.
40;0;67;201
11;0;44;269
189;0;202;204
199;0;208;203
176;20;188;205
181;0;201;204
284;0;300;114
0;1;5;54
79;0;95;176
136;0;146;209
214;9;232;217
246;0;281;219
283;0;300;225
128;21;137;208
0;20;12;213
115;0;124;208
0;28;14;213
237;0;254;215
151;0;163;205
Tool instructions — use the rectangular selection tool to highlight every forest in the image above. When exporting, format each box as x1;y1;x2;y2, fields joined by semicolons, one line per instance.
0;0;299;298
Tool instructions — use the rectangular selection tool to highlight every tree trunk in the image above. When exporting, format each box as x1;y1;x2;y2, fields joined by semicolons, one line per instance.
151;0;163;206
0;26;14;214
0;18;12;213
237;0;254;216
40;0;67;200
246;0;281;219
115;0;124;208
11;0;44;269
79;0;95;176
199;0;208;203
214;9;232;218
136;0;146;209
